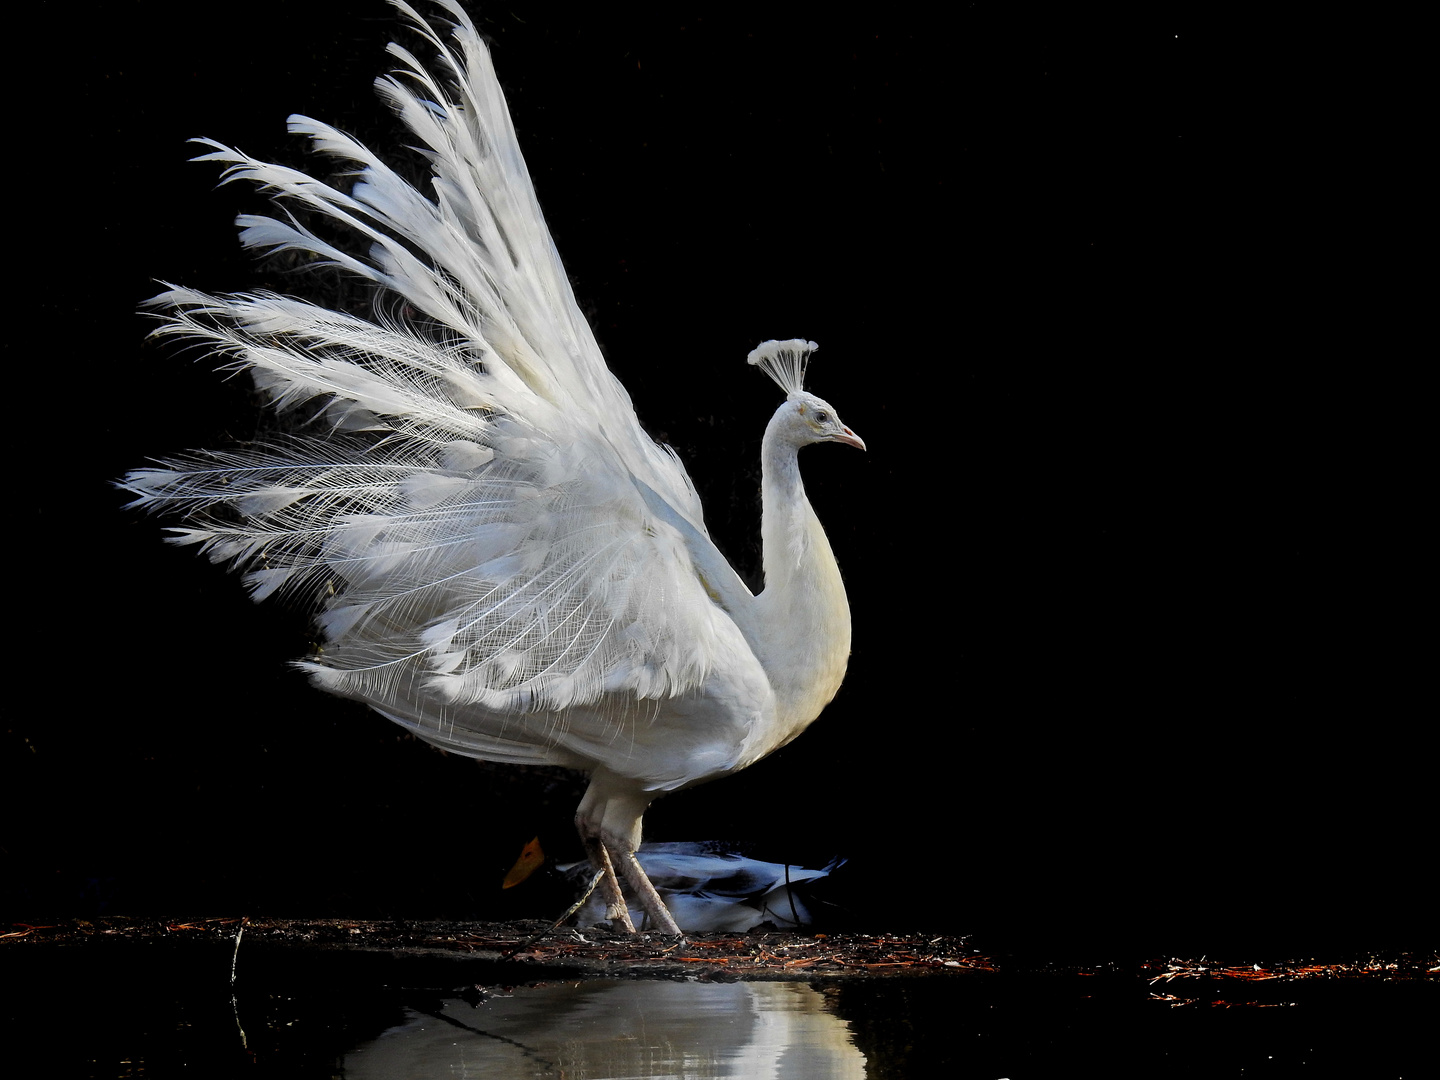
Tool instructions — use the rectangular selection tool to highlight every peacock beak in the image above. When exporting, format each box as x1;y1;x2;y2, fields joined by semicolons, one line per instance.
833;426;866;451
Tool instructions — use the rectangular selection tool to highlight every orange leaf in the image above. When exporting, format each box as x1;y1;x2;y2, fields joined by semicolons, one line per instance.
502;836;546;889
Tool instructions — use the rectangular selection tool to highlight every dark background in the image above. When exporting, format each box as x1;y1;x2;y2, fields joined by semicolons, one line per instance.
5;2;1425;958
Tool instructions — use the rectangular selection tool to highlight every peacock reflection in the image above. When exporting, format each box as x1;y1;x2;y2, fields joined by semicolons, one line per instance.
342;980;866;1079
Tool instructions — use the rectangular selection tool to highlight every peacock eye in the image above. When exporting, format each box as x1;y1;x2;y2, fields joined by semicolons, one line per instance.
815;411;830;423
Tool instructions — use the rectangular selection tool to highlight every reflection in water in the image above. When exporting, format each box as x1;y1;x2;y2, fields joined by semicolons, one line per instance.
343;979;866;1079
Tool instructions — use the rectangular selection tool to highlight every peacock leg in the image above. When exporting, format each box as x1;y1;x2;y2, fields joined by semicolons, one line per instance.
607;838;683;936
577;821;635;932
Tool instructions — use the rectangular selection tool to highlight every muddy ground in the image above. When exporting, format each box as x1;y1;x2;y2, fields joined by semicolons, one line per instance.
6;916;1435;1006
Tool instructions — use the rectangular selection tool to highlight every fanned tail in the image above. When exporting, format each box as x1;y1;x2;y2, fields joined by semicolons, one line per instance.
119;1;729;728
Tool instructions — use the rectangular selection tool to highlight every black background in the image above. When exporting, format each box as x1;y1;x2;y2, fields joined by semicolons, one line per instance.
5;2;1425;958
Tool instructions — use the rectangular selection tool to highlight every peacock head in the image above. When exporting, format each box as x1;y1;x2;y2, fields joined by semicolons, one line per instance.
748;339;865;451
779;392;865;450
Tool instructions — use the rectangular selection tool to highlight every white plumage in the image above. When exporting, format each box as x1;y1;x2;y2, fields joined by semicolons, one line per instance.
120;0;863;935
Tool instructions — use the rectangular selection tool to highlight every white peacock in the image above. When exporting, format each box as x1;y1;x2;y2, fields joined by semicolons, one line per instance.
121;0;864;935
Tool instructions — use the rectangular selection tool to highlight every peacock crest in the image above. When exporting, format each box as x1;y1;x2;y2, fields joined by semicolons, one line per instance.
747;339;817;399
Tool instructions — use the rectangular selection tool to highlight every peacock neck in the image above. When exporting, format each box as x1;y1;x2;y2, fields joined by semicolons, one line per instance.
748;413;852;757
759;425;813;595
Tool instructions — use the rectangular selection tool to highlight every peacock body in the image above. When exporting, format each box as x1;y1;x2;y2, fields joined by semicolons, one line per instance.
121;0;863;934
